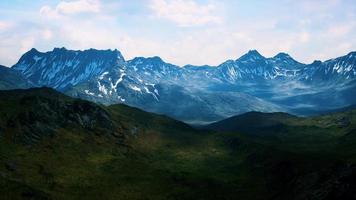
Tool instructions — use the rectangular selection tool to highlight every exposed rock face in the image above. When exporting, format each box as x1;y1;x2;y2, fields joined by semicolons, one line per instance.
9;48;356;123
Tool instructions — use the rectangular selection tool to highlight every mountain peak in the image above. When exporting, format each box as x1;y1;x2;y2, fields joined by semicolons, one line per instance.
247;50;263;56
12;47;126;90
53;47;67;52
29;48;39;53
248;49;261;54
274;52;291;59
21;48;40;57
239;50;265;61
149;56;164;62
131;56;164;64
272;52;300;64
311;60;322;65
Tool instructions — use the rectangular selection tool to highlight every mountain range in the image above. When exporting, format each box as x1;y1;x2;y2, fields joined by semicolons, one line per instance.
2;47;355;123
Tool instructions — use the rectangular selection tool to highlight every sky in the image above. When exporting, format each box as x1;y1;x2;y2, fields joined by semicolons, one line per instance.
0;0;355;67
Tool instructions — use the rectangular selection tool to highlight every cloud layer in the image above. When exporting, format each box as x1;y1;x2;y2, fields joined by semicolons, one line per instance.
0;0;355;67
40;0;101;18
150;0;221;27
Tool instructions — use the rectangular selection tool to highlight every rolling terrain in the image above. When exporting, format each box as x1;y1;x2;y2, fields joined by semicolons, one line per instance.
0;88;356;199
0;65;33;90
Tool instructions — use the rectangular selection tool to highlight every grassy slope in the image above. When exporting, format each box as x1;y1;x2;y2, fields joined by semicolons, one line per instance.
0;88;356;199
0;65;32;90
204;111;356;199
205;110;356;154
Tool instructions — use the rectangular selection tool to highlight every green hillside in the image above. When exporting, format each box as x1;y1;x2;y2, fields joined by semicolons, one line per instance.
0;65;32;90
0;88;355;200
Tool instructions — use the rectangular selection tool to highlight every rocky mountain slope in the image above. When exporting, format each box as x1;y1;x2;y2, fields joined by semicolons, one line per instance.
8;48;356;123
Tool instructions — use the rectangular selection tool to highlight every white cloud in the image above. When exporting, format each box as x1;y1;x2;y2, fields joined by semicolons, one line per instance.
39;6;57;18
299;0;341;12
40;0;101;19
56;0;100;15
299;31;310;43
0;21;13;32
20;37;35;53
56;22;164;61
0;1;355;67
42;29;53;40
326;23;354;38
150;0;222;27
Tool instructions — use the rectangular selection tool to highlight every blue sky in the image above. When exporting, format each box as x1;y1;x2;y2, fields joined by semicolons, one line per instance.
0;0;355;66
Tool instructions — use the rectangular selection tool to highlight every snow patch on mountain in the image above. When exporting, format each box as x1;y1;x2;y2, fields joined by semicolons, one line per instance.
130;85;141;92
10;48;356;123
85;90;95;96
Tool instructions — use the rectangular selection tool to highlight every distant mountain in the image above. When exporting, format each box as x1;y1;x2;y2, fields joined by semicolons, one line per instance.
300;52;356;84
66;76;282;124
8;48;356;123
12;47;125;90
0;65;33;90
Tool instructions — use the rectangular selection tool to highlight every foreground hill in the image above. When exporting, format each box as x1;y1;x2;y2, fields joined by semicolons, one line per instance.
0;65;32;90
0;88;356;199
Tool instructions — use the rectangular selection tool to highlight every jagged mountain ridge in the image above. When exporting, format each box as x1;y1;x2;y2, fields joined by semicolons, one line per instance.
9;48;356;123
12;48;125;90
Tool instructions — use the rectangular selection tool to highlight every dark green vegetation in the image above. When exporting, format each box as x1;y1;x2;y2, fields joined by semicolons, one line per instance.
0;88;356;200
205;111;356;154
0;65;32;90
